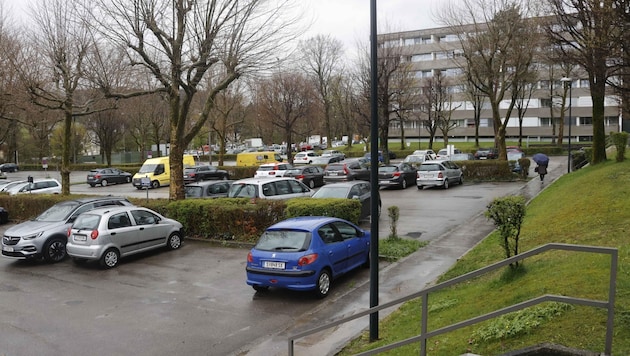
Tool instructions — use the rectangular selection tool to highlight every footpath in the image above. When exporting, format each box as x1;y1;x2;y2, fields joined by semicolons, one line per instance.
238;158;567;356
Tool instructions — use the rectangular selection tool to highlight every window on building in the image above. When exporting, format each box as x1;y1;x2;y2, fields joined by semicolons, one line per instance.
435;51;448;60
540;98;553;108
605;116;617;126
404;38;419;46
419;37;431;44
540;117;552;126
580;79;589;88
539;80;550;89
579;117;592;125
411;53;432;62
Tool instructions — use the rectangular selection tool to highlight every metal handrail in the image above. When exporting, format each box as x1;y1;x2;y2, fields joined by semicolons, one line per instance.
288;243;617;356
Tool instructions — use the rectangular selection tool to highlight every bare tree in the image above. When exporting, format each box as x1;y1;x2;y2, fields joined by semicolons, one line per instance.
87;0;302;199
14;0;111;194
208;83;247;166
544;0;623;164
301;35;344;147
462;79;486;148
256;71;315;163
86;106;124;165
440;0;541;160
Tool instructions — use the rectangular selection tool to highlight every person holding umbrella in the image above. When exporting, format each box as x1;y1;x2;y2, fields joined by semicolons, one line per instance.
532;153;549;183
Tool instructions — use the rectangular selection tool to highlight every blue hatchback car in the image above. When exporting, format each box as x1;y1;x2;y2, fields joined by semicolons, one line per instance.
246;216;371;298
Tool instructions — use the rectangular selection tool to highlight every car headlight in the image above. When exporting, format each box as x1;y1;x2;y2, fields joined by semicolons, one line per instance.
23;232;44;240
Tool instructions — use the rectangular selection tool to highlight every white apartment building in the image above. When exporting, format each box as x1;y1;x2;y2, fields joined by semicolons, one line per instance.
380;25;622;144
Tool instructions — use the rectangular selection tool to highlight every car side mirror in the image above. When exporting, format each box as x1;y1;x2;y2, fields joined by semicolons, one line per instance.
351;195;360;200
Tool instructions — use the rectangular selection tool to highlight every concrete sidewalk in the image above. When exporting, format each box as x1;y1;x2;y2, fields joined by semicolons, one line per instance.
239;158;567;356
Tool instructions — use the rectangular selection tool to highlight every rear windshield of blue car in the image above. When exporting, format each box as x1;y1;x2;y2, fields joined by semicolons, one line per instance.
254;230;311;251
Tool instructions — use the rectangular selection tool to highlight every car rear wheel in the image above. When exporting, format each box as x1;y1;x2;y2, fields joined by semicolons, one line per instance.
458;175;464;185
314;269;331;298
443;179;449;189
101;179;108;187
126;176;131;183
308;179;315;189
42;238;66;263
417;185;423;190
100;248;120;268
253;285;269;292
401;179;407;189
166;233;182;250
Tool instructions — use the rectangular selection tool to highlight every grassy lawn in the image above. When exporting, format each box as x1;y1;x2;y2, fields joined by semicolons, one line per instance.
339;158;630;355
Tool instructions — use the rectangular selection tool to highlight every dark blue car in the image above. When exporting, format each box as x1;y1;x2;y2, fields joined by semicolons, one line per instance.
246;216;370;298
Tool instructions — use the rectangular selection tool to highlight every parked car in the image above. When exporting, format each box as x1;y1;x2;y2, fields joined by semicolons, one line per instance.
311;155;345;165
66;206;184;268
0;163;18;172
2;196;133;262
183;165;230;183
245;216;370;298
311;181;380;221
450;153;476;161
284;165;325;189
228;177;313;200
403;153;434;168
87;168;132;187
0;206;8;224
412;149;437;159
320;150;346;160
378;162;418;189
254;163;294;178
184;180;233;198
436;148;462;160
323;158;370;184
6;178;62;195
293;151;319;165
474;147;499;159
508;151;527;174
0;180;26;192
416;160;464;190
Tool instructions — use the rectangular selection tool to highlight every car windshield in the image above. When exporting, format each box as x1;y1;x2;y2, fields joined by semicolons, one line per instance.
257;166;275;171
184;168;196;174
378;166;397;173
228;183;258;198
508;153;523;160
73;214;101;231
285;169;301;175
138;163;158;174
35;201;81;222
184;186;203;198
419;164;442;171
254;230;311;251
312;186;350;199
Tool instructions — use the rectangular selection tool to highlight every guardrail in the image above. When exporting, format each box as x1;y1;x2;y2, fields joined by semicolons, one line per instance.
288;243;617;356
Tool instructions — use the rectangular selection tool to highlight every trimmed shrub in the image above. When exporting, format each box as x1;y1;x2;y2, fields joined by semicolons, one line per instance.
284;197;361;224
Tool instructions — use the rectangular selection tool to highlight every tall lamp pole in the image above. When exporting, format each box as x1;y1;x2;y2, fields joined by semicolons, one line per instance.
561;77;572;173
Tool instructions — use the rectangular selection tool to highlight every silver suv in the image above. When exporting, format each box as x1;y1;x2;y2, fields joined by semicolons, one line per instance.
1;197;133;262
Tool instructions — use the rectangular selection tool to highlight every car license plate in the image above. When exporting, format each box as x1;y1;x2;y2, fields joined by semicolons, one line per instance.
329;172;338;176
73;234;87;242
263;261;285;269
2;246;14;252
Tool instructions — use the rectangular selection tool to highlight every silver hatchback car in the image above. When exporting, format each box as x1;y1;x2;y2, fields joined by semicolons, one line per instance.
66;206;184;268
416;160;464;190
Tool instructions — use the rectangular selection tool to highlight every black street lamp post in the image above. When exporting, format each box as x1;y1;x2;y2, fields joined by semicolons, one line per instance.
561;77;572;173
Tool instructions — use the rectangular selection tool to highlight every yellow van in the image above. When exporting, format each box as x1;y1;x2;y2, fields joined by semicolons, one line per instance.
132;155;196;189
236;151;283;167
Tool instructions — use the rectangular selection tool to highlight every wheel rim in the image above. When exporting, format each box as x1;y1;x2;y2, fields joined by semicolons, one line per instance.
48;240;66;262
104;251;118;267
318;271;330;296
169;234;181;249
444;179;449;189
309;180;315;189
101;180;108;187
126;177;131;183
151;181;159;189
401;179;407;189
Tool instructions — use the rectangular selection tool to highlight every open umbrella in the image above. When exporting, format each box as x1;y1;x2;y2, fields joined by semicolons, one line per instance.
532;153;549;166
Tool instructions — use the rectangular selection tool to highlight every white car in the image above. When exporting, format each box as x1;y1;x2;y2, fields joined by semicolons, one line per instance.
293;151;319;165
227;177;313;200
6;178;62;195
254;163;294;178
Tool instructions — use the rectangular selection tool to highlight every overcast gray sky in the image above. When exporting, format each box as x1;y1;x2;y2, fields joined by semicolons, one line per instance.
301;0;443;50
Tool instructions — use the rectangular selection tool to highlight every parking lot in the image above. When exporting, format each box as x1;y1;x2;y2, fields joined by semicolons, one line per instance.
0;169;532;355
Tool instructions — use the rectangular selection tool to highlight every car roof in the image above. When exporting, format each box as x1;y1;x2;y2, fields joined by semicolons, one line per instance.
267;216;347;231
317;181;365;188
422;159;450;164
185;180;233;187
233;177;295;184
79;205;138;216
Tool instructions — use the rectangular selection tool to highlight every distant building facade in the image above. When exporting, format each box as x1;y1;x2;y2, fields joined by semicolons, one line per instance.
379;25;622;144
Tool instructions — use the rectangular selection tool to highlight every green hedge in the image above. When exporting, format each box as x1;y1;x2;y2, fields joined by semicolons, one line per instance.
285;197;362;224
